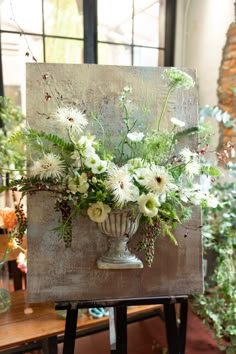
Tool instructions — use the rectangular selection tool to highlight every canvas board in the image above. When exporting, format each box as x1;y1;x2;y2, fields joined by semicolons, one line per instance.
26;63;202;303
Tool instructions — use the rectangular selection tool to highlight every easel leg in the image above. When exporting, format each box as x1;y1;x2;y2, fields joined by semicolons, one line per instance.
41;335;58;354
164;302;178;354
109;305;127;354
178;299;188;353
164;299;188;354
63;307;78;354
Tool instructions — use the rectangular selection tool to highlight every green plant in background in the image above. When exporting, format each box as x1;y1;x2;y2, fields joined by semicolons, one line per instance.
194;183;236;353
0;96;26;179
193;105;236;353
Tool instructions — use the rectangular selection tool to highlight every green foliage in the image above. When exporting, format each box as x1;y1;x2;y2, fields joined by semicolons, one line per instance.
0;96;26;177
194;182;236;352
192;103;236;352
141;130;175;164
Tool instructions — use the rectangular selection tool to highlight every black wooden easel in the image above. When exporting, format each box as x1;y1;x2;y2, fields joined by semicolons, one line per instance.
55;295;188;354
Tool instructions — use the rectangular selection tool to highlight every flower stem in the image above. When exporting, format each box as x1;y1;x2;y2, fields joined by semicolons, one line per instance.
157;84;175;131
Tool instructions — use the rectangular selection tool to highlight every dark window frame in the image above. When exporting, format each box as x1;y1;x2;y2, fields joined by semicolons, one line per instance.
83;0;176;66
0;0;176;95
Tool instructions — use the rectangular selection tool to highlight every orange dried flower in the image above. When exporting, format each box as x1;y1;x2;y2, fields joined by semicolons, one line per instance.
8;238;18;250
0;208;17;231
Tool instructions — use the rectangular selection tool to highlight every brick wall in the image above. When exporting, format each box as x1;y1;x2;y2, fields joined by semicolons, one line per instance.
217;22;236;147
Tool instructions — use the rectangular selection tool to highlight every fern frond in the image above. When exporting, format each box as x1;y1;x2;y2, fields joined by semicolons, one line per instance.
26;128;74;152
8;131;26;145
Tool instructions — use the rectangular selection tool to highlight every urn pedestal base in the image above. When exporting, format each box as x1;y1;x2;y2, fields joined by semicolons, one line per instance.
97;239;143;269
97;209;143;270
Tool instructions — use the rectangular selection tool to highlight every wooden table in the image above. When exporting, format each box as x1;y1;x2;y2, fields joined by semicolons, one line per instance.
0;291;163;354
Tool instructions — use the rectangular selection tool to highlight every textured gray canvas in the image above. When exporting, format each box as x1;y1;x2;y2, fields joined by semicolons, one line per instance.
26;63;202;303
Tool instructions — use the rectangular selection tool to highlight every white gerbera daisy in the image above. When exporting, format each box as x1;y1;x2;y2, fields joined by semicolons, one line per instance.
139;164;176;194
30;153;65;180
138;193;160;217
127;132;144;142
87;202;111;223
106;166;139;207
55;107;88;134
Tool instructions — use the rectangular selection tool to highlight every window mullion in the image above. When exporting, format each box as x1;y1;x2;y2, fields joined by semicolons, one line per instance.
83;0;98;64
164;0;176;66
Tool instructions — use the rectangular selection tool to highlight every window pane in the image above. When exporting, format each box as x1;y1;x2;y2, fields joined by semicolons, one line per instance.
98;43;131;65
98;0;132;44
44;0;83;38
2;33;44;111
1;0;43;34
133;47;163;67
133;0;160;47
45;38;83;63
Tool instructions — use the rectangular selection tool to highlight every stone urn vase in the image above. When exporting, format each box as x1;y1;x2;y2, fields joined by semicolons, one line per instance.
97;209;143;269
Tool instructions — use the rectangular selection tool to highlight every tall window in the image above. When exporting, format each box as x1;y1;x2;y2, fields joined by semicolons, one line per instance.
97;0;165;66
0;0;175;109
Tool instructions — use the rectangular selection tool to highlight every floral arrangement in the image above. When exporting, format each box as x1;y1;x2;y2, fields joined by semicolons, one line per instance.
1;68;220;266
0;206;26;264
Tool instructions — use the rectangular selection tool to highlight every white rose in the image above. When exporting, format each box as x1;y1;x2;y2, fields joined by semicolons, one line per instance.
138;193;160;217
87;202;111;223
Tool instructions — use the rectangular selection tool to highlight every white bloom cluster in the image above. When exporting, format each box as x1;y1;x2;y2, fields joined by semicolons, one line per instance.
29;106;217;225
162;67;195;90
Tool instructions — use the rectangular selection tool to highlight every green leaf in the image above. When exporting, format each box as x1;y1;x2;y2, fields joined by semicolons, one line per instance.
174;126;199;140
201;165;221;177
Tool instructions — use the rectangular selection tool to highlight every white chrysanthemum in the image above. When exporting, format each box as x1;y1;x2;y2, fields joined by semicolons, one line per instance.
138;193;160;217
170;117;185;128
54;107;88;134
179;148;198;164
127;132;144;142
68;173;89;194
185;160;201;178
138;165;176;194
30;153;65;180
179;184;203;205
87;202;111;223
106;166;139;207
